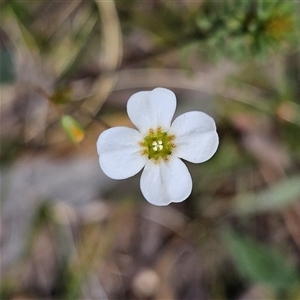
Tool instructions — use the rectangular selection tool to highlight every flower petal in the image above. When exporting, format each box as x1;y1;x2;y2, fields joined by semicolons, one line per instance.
140;157;192;206
97;127;146;179
127;88;176;134
170;111;219;163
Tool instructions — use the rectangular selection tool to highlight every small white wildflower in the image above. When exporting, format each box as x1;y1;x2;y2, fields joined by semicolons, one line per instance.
97;87;219;206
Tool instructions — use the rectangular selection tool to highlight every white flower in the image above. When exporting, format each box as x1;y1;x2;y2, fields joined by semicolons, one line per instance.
97;87;219;206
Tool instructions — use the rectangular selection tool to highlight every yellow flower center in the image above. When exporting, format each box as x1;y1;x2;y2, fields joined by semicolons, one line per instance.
139;127;176;162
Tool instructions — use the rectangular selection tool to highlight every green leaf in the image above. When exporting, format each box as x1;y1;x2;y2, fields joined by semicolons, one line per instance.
224;231;299;291
233;176;300;215
60;115;85;144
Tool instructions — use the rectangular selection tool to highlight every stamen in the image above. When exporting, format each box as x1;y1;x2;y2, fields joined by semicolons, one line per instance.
139;127;176;161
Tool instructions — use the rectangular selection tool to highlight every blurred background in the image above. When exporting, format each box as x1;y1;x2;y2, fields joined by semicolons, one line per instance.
1;1;300;299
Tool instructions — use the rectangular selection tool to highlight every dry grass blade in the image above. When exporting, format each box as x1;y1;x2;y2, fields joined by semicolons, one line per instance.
81;0;123;117
113;62;237;93
282;207;300;249
4;5;42;78
32;1;82;39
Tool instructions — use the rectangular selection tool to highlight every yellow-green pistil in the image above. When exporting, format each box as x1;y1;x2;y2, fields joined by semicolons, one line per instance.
139;127;176;162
